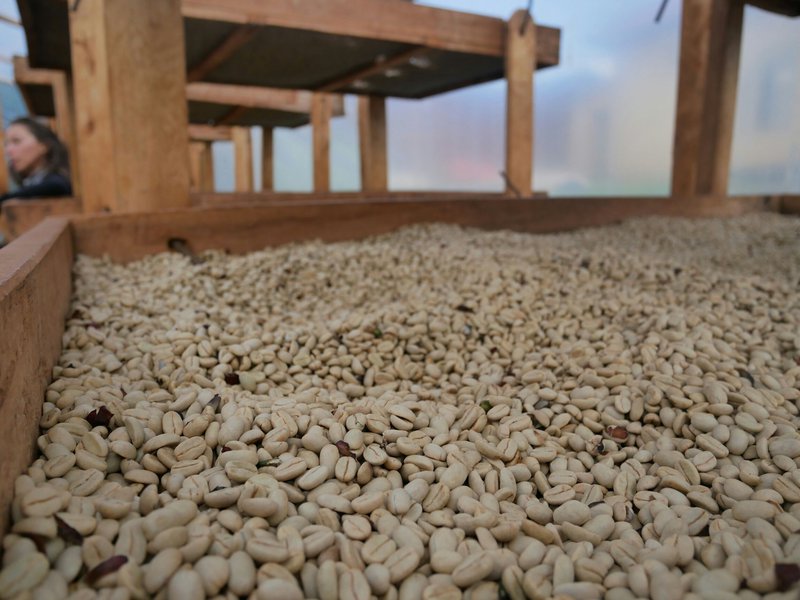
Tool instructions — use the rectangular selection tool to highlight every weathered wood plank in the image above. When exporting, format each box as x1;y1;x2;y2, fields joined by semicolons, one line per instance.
70;195;779;263
189;124;234;142
0;218;73;538
505;10;535;197
70;0;191;213
358;96;388;192
262;127;274;192
312;93;332;193
672;0;744;196
1;198;82;240
187;25;257;83
186;82;344;115
181;0;560;66
232;127;253;192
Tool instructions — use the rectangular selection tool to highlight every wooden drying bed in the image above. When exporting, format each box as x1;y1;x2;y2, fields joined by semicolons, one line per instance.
1;194;798;536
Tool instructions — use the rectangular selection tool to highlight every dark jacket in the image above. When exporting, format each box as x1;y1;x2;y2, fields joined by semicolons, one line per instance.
0;172;72;203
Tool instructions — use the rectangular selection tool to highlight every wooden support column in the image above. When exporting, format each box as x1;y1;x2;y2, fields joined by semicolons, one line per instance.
358;96;388;192
505;9;536;197
672;0;744;196
262;127;274;192
200;142;215;192
188;141;214;192
69;0;191;213
232;127;253;192
312;93;332;193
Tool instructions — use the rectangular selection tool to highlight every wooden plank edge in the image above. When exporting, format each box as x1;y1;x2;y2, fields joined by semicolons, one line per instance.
69;194;779;263
779;195;800;215
0;217;74;539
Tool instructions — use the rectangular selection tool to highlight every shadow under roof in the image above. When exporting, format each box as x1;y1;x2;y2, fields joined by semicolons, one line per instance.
17;0;561;101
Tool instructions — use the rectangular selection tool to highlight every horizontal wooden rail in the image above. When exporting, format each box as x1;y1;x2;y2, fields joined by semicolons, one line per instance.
0;218;73;538
70;194;782;263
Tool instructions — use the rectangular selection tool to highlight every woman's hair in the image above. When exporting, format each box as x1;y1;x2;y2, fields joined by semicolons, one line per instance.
7;117;71;185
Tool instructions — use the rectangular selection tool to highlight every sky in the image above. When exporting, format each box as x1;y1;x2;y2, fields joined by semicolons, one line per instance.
1;0;799;196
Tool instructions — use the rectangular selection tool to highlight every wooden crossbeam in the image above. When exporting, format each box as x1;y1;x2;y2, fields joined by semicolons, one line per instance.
218;105;250;126
187;24;258;82
317;47;426;93
186;82;345;115
188;124;233;142
182;0;560;66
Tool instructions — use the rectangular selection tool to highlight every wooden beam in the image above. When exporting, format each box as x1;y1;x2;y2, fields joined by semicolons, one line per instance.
187;25;257;83
232;126;253;192
262;127;274;192
189;124;233;142
70;195;779;263
192;190;550;207
505;10;535;197
1;198;82;239
318;47;425;93
70;0;191;213
186;82;345;115
672;0;744;196
181;0;560;67
218;105;250;126
358;96;388;192
0;218;73;539
312;93;332;193
746;0;800;16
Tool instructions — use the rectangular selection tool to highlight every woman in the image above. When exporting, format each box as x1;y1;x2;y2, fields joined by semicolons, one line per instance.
1;117;72;202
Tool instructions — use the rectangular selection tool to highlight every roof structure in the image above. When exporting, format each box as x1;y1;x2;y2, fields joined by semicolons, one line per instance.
14;58;344;129
17;0;560;100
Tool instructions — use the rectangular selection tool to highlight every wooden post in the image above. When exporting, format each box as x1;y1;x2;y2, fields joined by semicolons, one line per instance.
262;127;274;192
672;0;744;196
232;127;253;192
312;93;332;193
56;77;80;196
505;9;536;197
200;142;214;192
358;96;388;192
69;0;191;213
188;141;214;192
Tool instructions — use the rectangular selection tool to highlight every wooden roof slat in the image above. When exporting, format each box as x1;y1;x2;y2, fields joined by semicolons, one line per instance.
186;82;344;115
187;24;258;82
317;46;426;93
188;124;233;141
218;105;250;126
181;0;560;67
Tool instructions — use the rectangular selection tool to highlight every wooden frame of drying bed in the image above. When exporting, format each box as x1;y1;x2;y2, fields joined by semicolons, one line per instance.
0;191;798;536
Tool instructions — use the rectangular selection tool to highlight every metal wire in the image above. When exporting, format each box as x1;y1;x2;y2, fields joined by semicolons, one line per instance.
655;0;670;22
519;0;533;35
